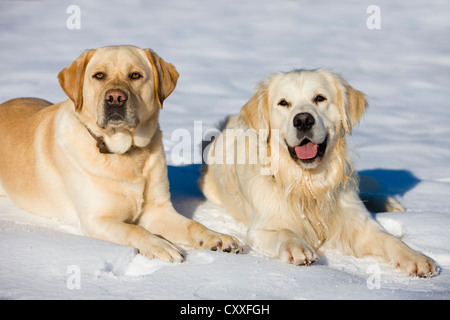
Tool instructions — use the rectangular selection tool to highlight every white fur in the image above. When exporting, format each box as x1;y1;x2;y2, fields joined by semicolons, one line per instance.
200;69;436;277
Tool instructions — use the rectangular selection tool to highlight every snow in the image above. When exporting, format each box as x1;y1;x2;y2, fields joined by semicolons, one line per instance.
1;0;450;300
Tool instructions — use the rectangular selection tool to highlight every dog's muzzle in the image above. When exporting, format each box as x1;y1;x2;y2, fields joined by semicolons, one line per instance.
99;89;139;129
287;112;328;165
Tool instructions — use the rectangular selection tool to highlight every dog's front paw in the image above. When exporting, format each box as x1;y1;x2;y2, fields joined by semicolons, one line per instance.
188;221;242;253
139;236;184;263
198;231;243;254
279;240;317;266
394;250;436;277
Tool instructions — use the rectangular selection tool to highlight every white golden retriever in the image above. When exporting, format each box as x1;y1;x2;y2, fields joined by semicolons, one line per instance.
200;69;436;277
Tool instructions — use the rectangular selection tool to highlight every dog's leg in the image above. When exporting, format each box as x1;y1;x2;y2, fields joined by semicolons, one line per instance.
247;228;318;265
354;220;436;277
81;216;184;262
358;175;405;212
334;194;436;277
140;133;241;254
360;194;405;213
138;202;242;253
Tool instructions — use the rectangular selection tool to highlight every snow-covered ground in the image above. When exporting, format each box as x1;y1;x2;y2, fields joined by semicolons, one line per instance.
1;0;450;300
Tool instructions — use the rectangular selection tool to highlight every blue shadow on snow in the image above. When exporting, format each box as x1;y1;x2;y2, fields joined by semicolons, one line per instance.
168;165;421;215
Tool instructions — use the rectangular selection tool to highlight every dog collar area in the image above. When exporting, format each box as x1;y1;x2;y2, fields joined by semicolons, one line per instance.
84;126;112;154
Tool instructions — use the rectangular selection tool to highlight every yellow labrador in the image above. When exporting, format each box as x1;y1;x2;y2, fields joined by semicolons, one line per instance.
0;45;241;262
200;69;436;277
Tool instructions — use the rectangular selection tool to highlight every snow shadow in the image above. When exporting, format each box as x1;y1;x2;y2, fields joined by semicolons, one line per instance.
167;164;205;219
167;165;421;217
358;169;420;213
358;169;420;197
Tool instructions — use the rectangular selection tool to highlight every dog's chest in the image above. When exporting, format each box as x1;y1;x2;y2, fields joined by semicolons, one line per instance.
94;154;149;219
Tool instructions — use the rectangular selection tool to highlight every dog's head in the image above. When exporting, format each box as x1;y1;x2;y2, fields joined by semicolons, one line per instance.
240;69;367;170
58;45;178;152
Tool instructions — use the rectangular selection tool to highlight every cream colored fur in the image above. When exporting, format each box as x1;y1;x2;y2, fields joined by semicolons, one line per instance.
200;69;436;277
0;45;241;262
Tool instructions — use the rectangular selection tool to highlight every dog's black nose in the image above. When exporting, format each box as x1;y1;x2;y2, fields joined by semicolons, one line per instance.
105;89;128;107
293;113;315;131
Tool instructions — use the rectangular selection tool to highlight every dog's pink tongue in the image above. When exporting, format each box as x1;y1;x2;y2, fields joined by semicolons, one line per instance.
295;142;318;160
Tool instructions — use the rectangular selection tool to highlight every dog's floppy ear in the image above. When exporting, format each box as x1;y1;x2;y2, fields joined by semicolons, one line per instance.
240;81;270;131
346;85;367;134
144;49;179;108
58;49;95;112
333;75;368;135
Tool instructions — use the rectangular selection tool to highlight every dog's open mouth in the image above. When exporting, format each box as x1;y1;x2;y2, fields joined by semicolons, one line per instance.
288;135;328;163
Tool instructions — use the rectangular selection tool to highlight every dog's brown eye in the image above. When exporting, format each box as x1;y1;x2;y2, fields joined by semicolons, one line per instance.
130;72;142;80
278;99;290;107
314;95;326;103
93;72;105;80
